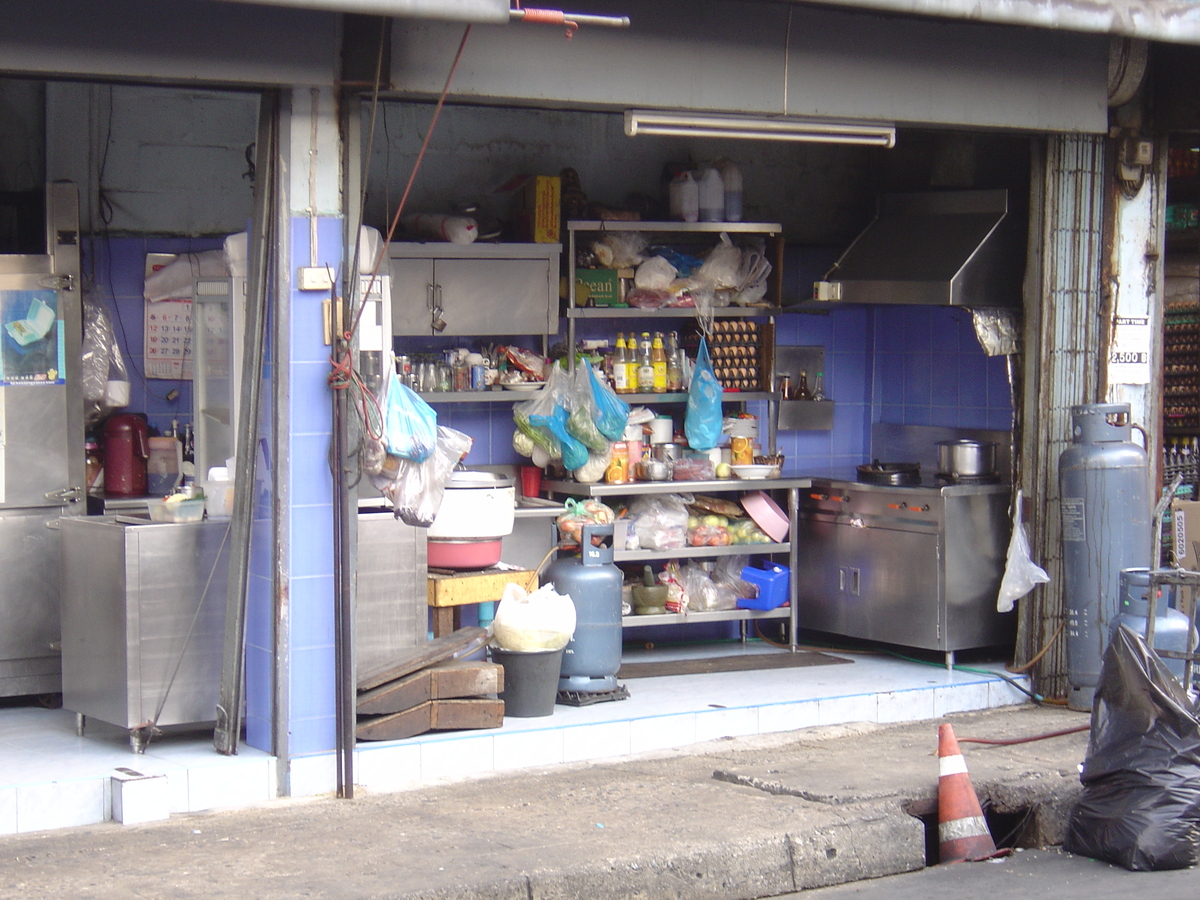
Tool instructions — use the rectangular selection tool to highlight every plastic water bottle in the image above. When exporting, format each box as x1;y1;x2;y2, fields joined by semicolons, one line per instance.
678;172;699;223
698;167;724;222
719;160;743;222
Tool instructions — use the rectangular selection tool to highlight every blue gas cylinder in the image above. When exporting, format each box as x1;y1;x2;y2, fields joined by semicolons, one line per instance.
544;523;623;693
1059;403;1151;710
1109;568;1196;685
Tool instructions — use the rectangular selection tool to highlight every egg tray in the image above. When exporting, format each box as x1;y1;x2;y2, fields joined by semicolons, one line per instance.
682;320;774;393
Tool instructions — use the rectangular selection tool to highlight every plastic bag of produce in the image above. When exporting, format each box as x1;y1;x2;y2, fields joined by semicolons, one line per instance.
630;493;691;551
531;403;589;471
512;367;564;459
493;581;577;652
679;561;738;612
382;366;438;463
1063;626;1200;871
587;362;630;441
377;426;473;527
685;337;722;451
556;497;615;544
563;363;609;453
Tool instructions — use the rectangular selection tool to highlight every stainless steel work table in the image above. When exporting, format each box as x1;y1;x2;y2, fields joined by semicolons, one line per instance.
543;476;812;650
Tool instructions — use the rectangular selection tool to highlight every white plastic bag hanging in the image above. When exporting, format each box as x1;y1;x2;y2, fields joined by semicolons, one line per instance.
997;490;1049;612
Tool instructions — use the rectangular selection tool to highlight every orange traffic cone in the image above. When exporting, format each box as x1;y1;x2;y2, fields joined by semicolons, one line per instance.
937;722;1007;863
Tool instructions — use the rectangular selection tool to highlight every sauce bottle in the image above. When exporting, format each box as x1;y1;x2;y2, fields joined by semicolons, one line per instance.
613;332;630;393
637;332;655;392
651;332;667;393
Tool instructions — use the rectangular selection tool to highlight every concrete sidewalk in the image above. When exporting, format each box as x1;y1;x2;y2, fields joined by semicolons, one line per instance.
0;703;1090;900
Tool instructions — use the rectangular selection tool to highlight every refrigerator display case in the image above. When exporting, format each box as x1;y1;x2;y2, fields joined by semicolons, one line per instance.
0;182;84;696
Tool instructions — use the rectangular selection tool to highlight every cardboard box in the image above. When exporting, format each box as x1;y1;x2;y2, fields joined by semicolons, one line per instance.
575;268;623;307
513;174;560;243
1173;499;1200;569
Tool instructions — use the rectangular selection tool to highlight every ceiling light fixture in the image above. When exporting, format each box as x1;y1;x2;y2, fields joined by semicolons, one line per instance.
623;110;896;148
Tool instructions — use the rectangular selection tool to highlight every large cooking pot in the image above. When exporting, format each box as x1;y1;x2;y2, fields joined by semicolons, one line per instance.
936;439;997;478
428;470;516;570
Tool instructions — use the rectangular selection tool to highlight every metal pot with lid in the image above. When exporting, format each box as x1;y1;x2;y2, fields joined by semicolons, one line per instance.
936;439;997;478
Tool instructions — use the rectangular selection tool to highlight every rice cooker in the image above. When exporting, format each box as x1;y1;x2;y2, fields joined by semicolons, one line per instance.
427;470;516;569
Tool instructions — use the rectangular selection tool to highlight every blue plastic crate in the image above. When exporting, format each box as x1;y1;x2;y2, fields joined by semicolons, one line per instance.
736;563;790;610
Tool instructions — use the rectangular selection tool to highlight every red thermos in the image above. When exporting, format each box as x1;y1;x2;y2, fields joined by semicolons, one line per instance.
103;413;149;496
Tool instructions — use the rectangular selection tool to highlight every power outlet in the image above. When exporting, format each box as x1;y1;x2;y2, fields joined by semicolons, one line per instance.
298;266;333;292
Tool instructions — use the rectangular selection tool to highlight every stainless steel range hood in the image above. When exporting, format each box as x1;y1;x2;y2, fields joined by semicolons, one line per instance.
812;189;1022;307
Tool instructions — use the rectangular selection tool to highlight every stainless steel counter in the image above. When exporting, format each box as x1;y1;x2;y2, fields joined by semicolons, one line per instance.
61;516;230;748
795;477;1015;665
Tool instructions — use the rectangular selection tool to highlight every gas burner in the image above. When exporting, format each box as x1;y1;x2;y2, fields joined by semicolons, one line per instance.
935;471;1002;485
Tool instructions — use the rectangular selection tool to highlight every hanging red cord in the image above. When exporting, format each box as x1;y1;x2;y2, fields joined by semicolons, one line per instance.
333;22;474;369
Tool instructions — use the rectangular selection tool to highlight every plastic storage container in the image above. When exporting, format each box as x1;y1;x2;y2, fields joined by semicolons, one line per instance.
737;563;790;610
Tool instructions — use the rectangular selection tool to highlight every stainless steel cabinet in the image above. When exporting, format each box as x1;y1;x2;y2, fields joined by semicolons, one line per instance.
389;242;559;336
60;517;230;747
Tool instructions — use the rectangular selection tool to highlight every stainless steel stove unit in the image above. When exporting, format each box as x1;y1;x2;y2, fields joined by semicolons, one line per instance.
795;477;1015;666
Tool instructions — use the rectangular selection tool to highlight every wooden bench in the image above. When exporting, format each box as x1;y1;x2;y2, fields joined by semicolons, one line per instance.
426;566;539;637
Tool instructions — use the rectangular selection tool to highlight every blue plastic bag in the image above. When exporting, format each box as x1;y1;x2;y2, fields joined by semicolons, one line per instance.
586;363;630;441
685;337;722;451
383;368;438;463
531;404;589;471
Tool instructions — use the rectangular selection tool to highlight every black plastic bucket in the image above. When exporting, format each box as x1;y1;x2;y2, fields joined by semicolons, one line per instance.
490;647;564;717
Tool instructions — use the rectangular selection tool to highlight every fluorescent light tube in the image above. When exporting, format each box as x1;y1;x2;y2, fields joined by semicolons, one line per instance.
624;110;896;148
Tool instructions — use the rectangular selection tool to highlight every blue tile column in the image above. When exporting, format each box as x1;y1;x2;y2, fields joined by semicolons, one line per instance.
243;88;345;769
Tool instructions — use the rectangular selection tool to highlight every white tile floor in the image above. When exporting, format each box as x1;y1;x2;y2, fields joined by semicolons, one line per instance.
0;644;1031;836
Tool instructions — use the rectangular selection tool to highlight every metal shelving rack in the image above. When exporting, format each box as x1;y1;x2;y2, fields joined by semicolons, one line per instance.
544;476;809;647
565;219;786;454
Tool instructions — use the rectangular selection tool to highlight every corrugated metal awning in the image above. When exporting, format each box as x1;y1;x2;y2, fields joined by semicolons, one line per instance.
783;0;1200;45
211;0;508;23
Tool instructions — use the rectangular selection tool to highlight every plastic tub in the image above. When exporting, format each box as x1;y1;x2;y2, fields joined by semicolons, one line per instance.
740;491;789;542
147;496;205;523
737;564;790;610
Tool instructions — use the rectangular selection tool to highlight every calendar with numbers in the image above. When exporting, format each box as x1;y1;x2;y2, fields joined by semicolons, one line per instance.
144;298;194;380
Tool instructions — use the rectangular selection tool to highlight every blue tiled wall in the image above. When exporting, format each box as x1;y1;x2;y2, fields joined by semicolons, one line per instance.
407;306;1012;473
284;215;341;756
870;306;1013;432
84;236;227;438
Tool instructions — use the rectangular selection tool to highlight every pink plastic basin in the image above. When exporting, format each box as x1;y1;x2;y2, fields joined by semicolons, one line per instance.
740;491;789;543
427;538;503;570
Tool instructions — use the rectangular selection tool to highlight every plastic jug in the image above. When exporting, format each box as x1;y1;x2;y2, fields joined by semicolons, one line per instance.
719;160;743;222
103;413;149;496
698;167;724;222
677;172;699;223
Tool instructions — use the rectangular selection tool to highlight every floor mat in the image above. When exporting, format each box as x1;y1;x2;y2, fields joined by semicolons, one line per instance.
617;649;853;678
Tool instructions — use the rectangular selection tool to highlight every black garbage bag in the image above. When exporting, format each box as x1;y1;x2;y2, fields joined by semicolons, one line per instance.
1063;625;1200;871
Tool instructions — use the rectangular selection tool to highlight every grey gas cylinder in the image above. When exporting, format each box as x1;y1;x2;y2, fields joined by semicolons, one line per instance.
1110;568;1197;686
544;523;624;693
1059;403;1151;710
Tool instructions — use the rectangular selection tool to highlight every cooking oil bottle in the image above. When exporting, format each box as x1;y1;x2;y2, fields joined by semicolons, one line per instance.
637;332;655;393
666;331;684;392
612;332;630;394
651;332;667;393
